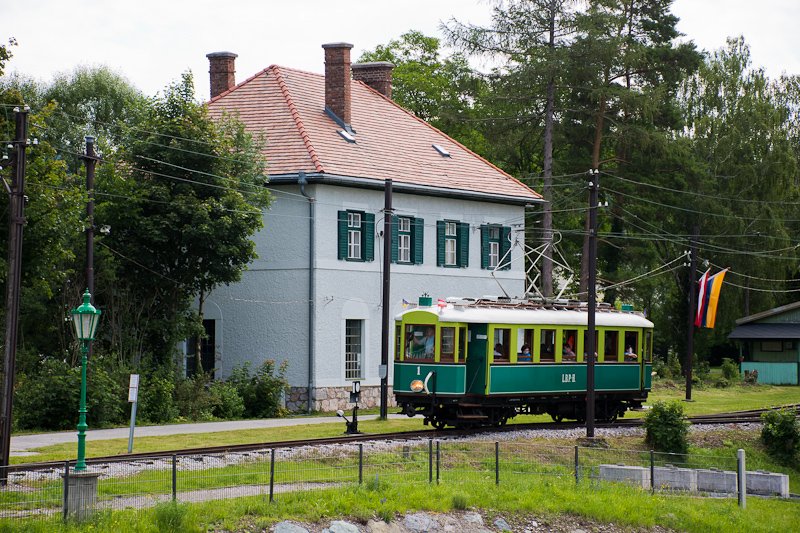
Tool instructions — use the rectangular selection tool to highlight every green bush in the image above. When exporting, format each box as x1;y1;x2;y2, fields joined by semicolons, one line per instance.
694;360;711;382
209;380;245;419
652;356;669;379
761;409;800;464
714;377;730;388
138;373;179;423
721;358;740;381
229;359;288;418
643;400;689;454
153;502;199;533
14;355;128;430
667;351;683;379
174;374;215;420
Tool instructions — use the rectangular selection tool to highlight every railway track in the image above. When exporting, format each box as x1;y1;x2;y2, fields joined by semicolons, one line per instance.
9;404;797;474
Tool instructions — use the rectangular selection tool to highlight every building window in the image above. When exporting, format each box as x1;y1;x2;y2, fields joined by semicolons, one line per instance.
481;224;511;270
345;319;363;379
437;220;469;267
338;210;375;261
392;216;424;264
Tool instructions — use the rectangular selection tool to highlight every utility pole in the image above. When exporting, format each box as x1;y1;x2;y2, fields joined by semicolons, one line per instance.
0;107;30;480
586;169;599;438
685;228;698;401
83;137;97;360
379;179;393;420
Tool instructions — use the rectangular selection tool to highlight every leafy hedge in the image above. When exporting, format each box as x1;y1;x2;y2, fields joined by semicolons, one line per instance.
643;400;689;455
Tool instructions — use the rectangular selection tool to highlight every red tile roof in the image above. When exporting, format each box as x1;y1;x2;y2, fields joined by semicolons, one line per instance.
208;65;541;202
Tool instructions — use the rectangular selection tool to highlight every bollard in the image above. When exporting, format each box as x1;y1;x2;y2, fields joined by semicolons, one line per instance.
737;449;746;509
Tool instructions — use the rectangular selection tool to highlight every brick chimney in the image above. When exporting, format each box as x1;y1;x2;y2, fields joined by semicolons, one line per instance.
207;51;238;99
352;62;394;99
322;42;353;125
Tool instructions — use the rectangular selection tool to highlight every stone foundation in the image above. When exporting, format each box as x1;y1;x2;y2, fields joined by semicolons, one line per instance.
285;385;396;413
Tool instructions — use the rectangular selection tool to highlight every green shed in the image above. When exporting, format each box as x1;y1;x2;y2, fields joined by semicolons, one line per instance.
728;301;800;385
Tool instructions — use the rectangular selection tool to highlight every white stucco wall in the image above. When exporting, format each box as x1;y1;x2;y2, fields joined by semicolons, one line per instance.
206;182;528;390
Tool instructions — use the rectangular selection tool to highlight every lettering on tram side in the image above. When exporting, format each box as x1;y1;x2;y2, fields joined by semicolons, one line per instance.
561;373;576;383
417;366;421;375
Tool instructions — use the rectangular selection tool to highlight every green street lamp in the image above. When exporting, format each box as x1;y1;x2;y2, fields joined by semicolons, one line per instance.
70;289;101;471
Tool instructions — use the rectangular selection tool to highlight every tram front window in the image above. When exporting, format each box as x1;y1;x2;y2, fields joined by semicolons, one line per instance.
440;327;455;362
406;324;436;360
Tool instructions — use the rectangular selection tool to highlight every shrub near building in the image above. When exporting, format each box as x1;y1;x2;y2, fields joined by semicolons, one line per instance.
643;400;689;455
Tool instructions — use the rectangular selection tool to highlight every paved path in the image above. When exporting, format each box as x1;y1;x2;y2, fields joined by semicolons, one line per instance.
11;414;406;456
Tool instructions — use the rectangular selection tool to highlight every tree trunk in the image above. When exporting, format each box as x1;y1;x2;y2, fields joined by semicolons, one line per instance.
195;289;205;375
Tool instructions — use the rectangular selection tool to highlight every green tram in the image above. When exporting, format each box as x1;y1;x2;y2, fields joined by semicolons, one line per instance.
393;298;654;429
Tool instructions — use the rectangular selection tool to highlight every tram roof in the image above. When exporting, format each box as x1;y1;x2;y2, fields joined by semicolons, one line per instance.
395;303;654;328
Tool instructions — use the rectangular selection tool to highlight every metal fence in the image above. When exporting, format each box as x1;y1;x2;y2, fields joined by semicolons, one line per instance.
0;439;786;526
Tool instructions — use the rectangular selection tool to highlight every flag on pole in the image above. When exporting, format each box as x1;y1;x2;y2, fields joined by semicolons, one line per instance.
695;269;728;328
694;269;710;327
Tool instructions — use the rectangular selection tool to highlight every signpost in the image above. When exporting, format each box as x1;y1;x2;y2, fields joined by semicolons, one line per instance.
127;374;139;454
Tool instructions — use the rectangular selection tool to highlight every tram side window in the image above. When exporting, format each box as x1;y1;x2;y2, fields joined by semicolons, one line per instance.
458;327;467;361
561;329;577;361
493;328;511;361
517;329;534;362
604;330;619;362
405;324;436;361
624;331;639;361
440;327;455;362
644;331;653;362
541;329;556;361
395;325;402;361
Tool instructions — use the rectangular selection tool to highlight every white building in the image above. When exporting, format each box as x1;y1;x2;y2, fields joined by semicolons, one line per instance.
196;43;542;411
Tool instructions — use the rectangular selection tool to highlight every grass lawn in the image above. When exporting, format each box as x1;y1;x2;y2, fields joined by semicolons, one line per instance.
12;382;800;465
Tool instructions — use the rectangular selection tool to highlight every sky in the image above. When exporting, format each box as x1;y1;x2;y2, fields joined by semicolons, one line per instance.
3;0;799;99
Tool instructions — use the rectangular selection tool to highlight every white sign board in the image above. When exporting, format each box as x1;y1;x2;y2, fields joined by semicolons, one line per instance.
128;374;140;403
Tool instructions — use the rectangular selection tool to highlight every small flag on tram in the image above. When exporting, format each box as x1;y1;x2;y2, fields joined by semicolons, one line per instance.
695;268;728;328
437;298;447;309
402;298;410;308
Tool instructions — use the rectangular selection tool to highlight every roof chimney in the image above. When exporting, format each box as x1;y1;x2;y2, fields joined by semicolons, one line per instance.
352;62;394;99
322;42;353;125
207;51;238;99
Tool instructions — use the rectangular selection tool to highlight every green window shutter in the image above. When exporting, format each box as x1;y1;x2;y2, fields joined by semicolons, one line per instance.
413;217;424;264
480;225;489;269
390;215;399;264
436;221;445;266
501;226;512;270
337;211;347;260
458;222;470;267
363;212;375;261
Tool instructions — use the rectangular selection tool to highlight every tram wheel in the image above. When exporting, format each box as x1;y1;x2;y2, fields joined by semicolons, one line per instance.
431;419;447;430
493;416;508;428
551;414;564;423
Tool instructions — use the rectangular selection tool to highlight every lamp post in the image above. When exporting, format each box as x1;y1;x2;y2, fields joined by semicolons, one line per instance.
70;289;101;471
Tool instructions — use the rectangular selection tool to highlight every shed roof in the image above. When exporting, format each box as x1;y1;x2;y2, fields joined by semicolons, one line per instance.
735;301;800;326
207;65;542;204
728;323;800;340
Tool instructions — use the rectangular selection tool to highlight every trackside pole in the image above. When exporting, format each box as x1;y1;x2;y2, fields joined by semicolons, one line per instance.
127;374;139;453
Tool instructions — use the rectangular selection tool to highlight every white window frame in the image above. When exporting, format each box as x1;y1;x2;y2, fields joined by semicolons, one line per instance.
489;241;500;268
345;319;363;380
445;221;457;266
398;217;411;263
347;212;362;260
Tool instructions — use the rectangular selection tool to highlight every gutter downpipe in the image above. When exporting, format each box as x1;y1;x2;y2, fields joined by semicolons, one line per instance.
299;172;316;413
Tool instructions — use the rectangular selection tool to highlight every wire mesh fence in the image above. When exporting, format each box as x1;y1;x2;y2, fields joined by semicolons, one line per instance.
0;438;789;527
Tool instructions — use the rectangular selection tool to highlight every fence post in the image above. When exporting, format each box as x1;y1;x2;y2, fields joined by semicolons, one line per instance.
650;450;655;494
495;442;500;485
574;446;579;485
62;461;70;521
428;439;433;483
358;443;363;485
171;455;177;502
269;448;276;503
436;441;440;484
737;448;746;509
